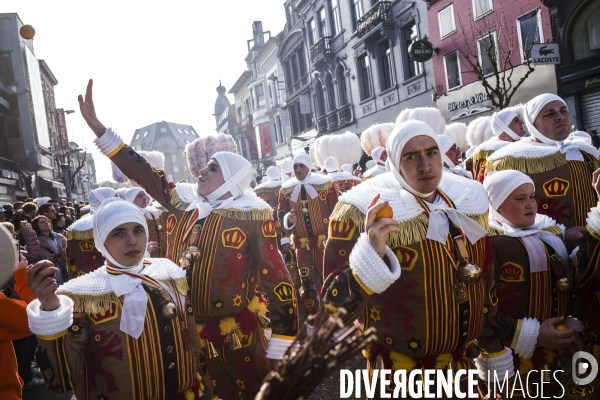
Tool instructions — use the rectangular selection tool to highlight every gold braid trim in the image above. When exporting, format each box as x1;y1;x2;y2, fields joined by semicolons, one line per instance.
253;186;280;196
169;188;191;211
158;276;189;296
212;208;273;221
487;227;504;236
485;152;566;175
62;292;120;315
280;182;332;197
331;202;488;247
66;229;94;241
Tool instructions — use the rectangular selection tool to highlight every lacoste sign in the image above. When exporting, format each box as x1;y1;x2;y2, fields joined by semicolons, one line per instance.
530;43;561;65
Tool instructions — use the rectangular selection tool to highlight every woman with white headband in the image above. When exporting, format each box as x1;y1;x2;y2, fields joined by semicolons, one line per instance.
437;135;473;179
26;198;214;399
323;119;504;396
467;107;527;182
78;80;298;400
481;170;582;393
486;93;600;229
64;187;118;278
124;187;166;257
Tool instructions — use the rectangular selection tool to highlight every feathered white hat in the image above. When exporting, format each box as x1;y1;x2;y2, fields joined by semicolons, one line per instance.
466;116;494;147
396;107;446;136
443;122;469;151
185;133;237;179
360;123;395;156
314;131;362;167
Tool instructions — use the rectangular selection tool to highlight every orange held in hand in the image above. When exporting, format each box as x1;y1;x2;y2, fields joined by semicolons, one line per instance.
554;323;569;331
375;204;393;221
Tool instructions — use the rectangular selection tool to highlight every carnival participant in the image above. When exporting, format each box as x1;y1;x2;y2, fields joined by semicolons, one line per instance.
482;170;581;394
325;158;357;193
279;153;337;331
322;120;505;396
78;80;298;400
124;187;166;258
281;160;292;182
362;147;387;180
254;166;287;247
65;187;116;278
486;94;600;232
26;198;214;399
437;135;472;179
467;107;526;182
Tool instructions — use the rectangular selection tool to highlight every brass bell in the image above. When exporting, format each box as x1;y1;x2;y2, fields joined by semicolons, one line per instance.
302;207;309;213
206;341;219;359
187;246;201;259
157;225;163;231
161;302;178;319
556;277;571;291
229;331;243;350
457;260;482;285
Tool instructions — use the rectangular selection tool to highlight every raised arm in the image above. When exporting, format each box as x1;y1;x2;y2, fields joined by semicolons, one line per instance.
78;79;176;211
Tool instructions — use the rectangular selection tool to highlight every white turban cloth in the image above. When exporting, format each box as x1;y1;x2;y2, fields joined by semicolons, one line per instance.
116;187;129;199
324;157;339;173
341;164;353;174
93;198;150;338
89;187;117;213
34;197;51;206
491;109;520;140
293;153;315;172
437;135;457;168
483;170;568;273
266;166;281;182
524;94;567;144
371;147;386;165
124;187;152;207
365;160;376;169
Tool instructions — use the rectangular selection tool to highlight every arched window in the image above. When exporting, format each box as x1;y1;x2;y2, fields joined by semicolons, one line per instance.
336;65;348;106
573;1;600;61
315;80;326;117
325;72;336;112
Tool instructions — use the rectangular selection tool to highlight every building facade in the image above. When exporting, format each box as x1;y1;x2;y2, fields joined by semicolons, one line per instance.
297;0;437;141
544;0;600;132
129;121;197;183
424;0;556;123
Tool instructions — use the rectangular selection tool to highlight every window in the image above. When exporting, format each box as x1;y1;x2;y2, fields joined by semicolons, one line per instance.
353;0;365;24
177;128;183;133
298;46;307;77
444;50;462;90
336;65;348;105
331;0;342;35
255;84;265;108
315;80;326;116
326;72;336;112
184;129;190;135
276;116;284;144
289;99;313;135
244;98;251;118
358;55;373;100
318;7;328;38
572;1;600;61
478;32;498;76
143;131;149;137
0;53;14;82
403;21;423;79
160;128;167;133
309;18;317;45
438;5;456;39
517;10;542;61
250;87;256;110
134;132;140;140
472;0;492;19
237;105;243;121
379;41;395;91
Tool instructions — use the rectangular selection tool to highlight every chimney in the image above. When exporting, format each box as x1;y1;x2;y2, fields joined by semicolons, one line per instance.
253;21;264;46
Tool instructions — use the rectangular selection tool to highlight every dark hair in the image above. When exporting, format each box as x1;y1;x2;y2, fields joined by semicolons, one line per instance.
22;202;38;215
39;203;55;216
48;199;58;204
13;201;24;210
31;215;53;235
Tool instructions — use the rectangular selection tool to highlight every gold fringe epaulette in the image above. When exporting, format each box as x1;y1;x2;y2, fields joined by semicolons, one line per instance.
331;202;488;247
253;186;280;196
485;152;566;175
471;149;495;163
159;276;189;295
544;224;563;236
212;208;274;221
62;292;120;315
66;229;94;241
169;188;191;211
280;182;332;197
487;227;504;236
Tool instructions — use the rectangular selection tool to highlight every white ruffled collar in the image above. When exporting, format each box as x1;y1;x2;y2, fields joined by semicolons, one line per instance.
487;134;599;162
281;172;332;189
67;213;93;233
475;136;514;153
254;180;283;190
338;172;488;224
363;164;387;178
175;182;270;216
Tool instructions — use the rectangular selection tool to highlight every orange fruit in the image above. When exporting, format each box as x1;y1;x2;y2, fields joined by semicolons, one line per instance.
375;204;393;221
554;323;569;331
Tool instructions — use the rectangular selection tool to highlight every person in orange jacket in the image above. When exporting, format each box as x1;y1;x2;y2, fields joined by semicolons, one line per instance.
0;255;56;400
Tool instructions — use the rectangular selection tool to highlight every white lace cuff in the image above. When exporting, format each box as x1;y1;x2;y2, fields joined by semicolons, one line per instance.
348;233;400;294
266;335;298;360
514;317;540;359
474;347;515;382
27;295;74;337
570;246;579;260
94;128;124;157
280;237;291;245
586;201;600;236
283;212;296;230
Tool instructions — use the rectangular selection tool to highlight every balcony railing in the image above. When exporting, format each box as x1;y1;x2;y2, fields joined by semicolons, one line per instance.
317;115;328;135
326;110;339;130
355;1;392;38
310;36;332;64
338;103;352;125
287;75;310;97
